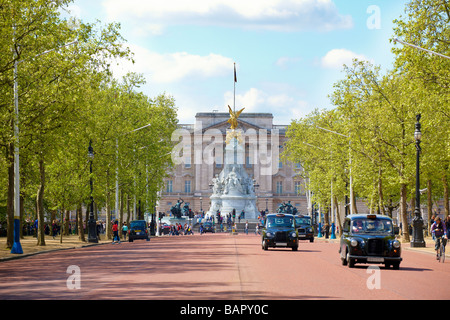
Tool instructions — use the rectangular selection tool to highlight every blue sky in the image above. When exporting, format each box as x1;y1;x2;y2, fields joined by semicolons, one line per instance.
64;0;409;125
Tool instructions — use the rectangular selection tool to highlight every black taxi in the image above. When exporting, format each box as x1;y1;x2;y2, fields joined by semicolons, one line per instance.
339;214;402;269
295;215;314;242
262;213;298;251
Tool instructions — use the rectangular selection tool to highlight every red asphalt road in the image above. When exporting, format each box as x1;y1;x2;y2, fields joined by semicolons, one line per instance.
0;233;449;300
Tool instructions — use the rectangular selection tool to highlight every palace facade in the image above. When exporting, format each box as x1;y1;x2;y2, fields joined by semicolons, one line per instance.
156;112;310;216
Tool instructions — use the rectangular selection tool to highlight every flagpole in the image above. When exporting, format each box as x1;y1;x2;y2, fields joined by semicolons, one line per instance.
233;62;236;113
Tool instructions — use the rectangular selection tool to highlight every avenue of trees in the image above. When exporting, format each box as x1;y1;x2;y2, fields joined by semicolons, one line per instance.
0;0;178;247
283;0;449;242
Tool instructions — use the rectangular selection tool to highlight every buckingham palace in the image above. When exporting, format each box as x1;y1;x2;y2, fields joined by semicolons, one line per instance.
156;111;309;216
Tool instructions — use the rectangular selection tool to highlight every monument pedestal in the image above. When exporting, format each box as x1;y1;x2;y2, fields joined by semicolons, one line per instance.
207;131;258;219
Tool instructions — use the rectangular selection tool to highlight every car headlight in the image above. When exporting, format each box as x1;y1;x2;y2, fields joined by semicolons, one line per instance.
290;232;297;238
350;239;359;247
392;240;400;249
308;228;313;233
266;232;273;237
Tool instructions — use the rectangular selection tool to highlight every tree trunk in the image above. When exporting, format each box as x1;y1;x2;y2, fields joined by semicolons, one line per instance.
64;209;70;235
334;195;342;236
126;194;131;226
20;193;24;239
400;183;410;242
427;179;433;234
119;190;124;230
443;174;449;219
378;167;385;215
60;210;64;244
351;188;358;214
77;204;85;242
36;158;46;246
106;170;112;240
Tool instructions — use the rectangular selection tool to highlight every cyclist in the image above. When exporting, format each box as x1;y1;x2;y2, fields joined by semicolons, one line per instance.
431;217;447;260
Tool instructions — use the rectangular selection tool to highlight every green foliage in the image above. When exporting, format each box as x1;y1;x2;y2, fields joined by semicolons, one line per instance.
0;0;179;232
283;0;450;219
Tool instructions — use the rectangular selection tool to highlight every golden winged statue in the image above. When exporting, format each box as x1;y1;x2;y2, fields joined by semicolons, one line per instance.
227;105;245;130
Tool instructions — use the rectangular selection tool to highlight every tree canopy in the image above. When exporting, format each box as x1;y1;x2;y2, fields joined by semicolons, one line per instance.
283;0;450;241
0;0;178;246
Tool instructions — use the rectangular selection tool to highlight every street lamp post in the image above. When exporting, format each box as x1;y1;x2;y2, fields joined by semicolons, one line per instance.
411;114;426;248
87;140;98;243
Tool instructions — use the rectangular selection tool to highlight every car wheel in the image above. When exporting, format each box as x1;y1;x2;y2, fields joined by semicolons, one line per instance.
392;262;400;270
341;252;347;265
129;238;133;242
262;240;268;251
292;246;298;251
310;238;314;243
346;251;354;268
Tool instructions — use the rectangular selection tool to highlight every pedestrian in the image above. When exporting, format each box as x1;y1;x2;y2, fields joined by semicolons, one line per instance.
199;223;204;235
112;221;120;244
430;215;436;240
245;220;249;235
122;222;128;240
52;220;58;240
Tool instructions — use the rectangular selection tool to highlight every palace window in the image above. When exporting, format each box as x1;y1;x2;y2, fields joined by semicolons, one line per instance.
185;180;191;193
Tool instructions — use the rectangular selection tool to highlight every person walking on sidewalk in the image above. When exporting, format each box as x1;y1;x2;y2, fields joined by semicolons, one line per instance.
112;221;121;244
122;222;128;241
52;220;58;240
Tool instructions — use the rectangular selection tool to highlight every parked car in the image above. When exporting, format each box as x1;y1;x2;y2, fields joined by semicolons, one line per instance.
295;215;314;242
128;220;150;242
339;214;402;269
262;213;298;251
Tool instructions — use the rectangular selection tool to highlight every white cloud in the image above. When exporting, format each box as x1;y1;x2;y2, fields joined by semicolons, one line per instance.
102;0;353;34
321;48;371;69
111;44;233;83
223;88;312;124
224;88;266;112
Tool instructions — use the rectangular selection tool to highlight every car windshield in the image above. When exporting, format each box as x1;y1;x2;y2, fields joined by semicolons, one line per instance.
266;216;295;228
130;221;146;229
295;217;311;225
351;218;393;234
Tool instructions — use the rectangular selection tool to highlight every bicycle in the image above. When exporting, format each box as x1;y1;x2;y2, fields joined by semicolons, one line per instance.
436;235;447;263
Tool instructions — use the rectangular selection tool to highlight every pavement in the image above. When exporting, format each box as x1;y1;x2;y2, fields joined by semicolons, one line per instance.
0;233;447;262
0;234;111;261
